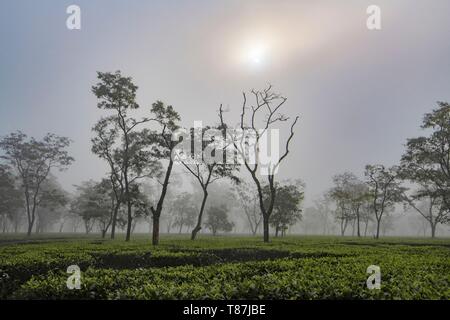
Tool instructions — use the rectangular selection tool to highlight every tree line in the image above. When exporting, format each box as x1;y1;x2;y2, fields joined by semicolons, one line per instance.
323;102;450;238
0;71;301;244
0;71;448;241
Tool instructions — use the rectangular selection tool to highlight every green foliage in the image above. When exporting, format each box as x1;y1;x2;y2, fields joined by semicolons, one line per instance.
0;236;449;300
266;181;304;236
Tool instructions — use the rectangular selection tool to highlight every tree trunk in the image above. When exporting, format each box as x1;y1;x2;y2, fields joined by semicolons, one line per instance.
275;225;279;237
101;230;106;238
191;188;208;240
179;223;183;234
27;217;34;236
430;222;436;238
110;202;120;239
125;199;132;242
152;216;160;245
356;211;361;237
375;218;381;239
151;159;174;245
263;216;269;242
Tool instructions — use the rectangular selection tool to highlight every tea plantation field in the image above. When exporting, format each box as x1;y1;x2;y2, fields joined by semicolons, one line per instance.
0;235;449;300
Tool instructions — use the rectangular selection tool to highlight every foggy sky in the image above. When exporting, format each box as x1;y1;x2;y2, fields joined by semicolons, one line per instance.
1;0;450;205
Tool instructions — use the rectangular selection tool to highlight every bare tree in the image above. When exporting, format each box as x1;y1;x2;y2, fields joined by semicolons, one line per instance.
174;120;239;240
219;86;299;242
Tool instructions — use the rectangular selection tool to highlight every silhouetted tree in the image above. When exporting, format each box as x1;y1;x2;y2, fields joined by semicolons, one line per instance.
218;86;299;242
365;165;404;239
92;71;161;241
400;102;450;237
174;123;239;240
148;101;181;245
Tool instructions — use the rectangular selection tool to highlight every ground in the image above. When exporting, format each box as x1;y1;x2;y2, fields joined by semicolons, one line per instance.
0;234;449;299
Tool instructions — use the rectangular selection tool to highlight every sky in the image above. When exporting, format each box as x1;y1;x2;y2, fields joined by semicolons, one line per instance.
1;0;450;204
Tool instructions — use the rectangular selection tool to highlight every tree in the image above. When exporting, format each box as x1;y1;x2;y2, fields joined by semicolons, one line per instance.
205;205;234;236
91;117;125;239
71;180;114;237
94;179;118;238
148;101;181;245
365;164;404;239
174;123;239;240
266;181;304;237
329;172;370;237
329;173;356;236
400;101;450;237
92;71;161;241
171;192;197;234
0;131;74;236
35;176;69;233
313;195;334;235
0;165;23;233
218;86;300;242
360;200;374;237
234;180;262;235
129;184;153;234
402;189;446;238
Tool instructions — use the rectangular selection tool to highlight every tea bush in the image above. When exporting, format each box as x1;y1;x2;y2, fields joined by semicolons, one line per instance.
0;235;449;299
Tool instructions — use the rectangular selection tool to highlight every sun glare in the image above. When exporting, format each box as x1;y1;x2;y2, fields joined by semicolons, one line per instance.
248;45;266;65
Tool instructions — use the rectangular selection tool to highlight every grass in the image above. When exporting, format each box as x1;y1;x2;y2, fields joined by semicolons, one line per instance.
0;234;449;300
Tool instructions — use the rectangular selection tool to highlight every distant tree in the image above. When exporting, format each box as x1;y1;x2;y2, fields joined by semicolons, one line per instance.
71;180;114;236
407;212;429;237
94;179;119;238
175;123;239;240
205;205;234;236
330;173;370;237
0;131;74;236
171;192;197;234
234;180;262;235
92;71;161;241
267;181;304;237
218;86;300;242
329;173;356;236
365;165;404;239
400;102;450;237
0;165;23;233
360;201;374;237
129;184;152;234
313;195;334;235
380;211;396;236
402;189;446;238
35;176;69;233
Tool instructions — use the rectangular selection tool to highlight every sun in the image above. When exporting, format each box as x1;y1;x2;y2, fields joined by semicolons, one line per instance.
248;45;266;64
245;43;268;67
